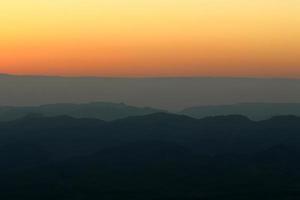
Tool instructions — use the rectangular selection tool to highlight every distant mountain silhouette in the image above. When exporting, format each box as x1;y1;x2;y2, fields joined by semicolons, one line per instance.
3;102;300;123
181;103;300;120
1;74;300;110
0;102;163;121
2;113;300;199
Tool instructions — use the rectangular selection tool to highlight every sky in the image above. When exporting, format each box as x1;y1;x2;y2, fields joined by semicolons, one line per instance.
0;0;300;77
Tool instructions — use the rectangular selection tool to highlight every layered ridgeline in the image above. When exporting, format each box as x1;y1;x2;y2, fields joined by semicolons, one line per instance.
1;113;300;199
181;103;300;120
0;102;163;121
1;102;300;121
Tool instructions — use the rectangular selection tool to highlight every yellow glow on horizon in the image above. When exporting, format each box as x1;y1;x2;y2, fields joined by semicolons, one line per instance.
1;0;300;77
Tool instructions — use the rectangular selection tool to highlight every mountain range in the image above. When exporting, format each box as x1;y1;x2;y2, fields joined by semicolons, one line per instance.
181;103;300;120
1;113;300;199
1;101;300;121
1;74;300;110
0;102;162;121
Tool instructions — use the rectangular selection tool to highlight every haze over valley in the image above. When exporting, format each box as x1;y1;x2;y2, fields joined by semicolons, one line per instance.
1;74;300;110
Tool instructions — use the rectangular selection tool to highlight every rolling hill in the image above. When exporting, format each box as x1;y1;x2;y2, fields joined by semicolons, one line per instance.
1;113;300;199
0;102;162;121
181;103;300;120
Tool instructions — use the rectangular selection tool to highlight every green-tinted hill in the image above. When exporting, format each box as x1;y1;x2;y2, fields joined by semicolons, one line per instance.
181;103;300;120
0;102;163;121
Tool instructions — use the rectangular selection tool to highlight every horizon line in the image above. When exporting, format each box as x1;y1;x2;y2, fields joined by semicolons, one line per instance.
1;73;300;80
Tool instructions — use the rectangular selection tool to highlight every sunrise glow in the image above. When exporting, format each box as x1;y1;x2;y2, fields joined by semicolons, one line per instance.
1;0;300;77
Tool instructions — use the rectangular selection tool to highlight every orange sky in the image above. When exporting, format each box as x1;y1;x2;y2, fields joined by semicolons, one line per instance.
1;0;300;77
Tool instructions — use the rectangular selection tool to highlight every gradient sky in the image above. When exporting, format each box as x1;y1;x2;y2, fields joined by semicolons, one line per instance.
1;0;300;77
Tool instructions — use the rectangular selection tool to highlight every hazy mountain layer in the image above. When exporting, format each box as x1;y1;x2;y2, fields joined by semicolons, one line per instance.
0;102;162;121
1;74;300;110
1;101;300;121
181;103;300;120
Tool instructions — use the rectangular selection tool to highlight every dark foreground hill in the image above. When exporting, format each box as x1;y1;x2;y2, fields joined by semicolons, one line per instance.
181;103;300;120
1;113;300;199
0;102;162;121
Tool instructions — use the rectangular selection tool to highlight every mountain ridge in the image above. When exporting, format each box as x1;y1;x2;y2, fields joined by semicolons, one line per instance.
181;102;300;120
0;102;163;121
1;75;300;110
1;113;300;199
